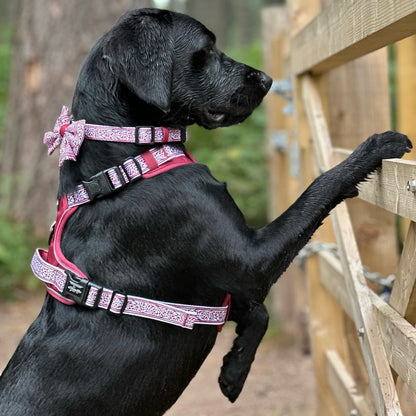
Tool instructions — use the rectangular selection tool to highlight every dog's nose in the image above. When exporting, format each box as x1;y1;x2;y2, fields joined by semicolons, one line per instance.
259;72;273;92
247;70;273;92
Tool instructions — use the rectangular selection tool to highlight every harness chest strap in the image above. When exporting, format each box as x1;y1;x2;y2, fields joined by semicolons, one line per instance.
31;249;230;330
32;143;231;330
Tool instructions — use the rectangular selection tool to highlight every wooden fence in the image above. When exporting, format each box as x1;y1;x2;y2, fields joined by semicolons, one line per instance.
263;1;416;415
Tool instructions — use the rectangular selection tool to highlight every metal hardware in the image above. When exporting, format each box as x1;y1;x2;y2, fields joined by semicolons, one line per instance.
349;409;358;416
271;79;292;100
271;78;293;115
406;179;416;192
357;327;365;338
290;140;299;178
271;130;288;152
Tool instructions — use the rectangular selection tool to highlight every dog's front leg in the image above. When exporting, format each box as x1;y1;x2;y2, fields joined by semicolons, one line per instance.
245;131;412;293
218;300;269;402
214;131;410;403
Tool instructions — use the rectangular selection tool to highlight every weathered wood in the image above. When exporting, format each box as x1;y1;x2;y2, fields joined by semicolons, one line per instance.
394;34;416;415
318;251;353;319
331;203;402;416
319;251;416;397
358;159;416;222
288;2;348;414
326;48;399;283
291;0;416;75
302;74;402;415
389;221;416;324
263;6;309;348
325;350;375;416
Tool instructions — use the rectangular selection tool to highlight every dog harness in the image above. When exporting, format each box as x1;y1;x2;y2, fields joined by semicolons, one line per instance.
31;106;230;330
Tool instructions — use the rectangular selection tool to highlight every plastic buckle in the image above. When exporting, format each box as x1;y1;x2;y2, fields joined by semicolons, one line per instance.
82;170;114;201
62;272;102;308
135;126;155;144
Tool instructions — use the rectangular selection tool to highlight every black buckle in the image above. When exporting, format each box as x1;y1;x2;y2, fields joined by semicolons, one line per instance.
62;272;102;309
107;291;128;316
135;126;155;144
82;170;114;201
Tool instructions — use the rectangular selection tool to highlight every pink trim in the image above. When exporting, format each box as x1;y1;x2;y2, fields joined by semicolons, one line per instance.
66;145;194;208
52;197;87;279
44;106;188;166
31;248;230;330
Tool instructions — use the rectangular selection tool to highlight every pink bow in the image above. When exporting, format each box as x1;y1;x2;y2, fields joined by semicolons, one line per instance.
43;106;86;166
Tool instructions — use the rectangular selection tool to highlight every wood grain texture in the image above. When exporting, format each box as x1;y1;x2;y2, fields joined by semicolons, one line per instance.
291;0;416;75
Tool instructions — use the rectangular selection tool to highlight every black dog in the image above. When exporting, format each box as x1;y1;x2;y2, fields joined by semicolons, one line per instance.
0;8;412;416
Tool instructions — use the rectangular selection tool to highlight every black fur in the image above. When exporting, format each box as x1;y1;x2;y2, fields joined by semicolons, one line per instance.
0;8;412;415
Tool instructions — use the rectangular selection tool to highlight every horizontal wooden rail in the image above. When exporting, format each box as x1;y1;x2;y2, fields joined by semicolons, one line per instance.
291;0;416;75
358;159;416;222
319;251;416;395
333;149;416;221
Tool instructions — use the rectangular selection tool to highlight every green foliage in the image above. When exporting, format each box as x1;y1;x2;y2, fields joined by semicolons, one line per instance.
0;212;42;299
187;42;268;228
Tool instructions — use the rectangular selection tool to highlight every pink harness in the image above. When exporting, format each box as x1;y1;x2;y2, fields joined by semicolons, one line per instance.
31;107;230;330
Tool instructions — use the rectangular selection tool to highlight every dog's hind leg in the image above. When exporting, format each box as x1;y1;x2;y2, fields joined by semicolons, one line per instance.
218;301;269;402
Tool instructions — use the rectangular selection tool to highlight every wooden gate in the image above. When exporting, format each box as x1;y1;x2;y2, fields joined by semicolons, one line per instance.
263;1;416;415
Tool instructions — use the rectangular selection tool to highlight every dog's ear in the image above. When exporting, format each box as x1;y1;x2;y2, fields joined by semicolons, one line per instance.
107;9;174;113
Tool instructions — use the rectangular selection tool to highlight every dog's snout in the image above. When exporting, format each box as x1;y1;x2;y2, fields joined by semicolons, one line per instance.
246;70;273;93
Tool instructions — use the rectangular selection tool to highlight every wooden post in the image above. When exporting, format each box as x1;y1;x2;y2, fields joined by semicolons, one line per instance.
262;6;310;351
287;1;351;414
392;34;416;416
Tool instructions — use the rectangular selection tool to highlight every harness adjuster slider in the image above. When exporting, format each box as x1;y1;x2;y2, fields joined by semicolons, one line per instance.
81;170;115;201
107;291;128;316
62;272;102;309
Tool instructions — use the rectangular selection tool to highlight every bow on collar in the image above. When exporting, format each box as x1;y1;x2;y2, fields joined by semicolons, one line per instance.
43;106;86;166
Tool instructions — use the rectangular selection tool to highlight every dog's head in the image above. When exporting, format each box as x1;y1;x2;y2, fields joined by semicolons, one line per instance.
72;8;272;129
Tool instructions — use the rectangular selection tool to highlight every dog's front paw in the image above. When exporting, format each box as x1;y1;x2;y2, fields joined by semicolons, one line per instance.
363;131;412;162
218;361;247;403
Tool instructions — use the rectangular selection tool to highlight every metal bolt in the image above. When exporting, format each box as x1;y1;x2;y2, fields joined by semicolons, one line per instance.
407;179;416;192
357;327;365;338
349;409;358;416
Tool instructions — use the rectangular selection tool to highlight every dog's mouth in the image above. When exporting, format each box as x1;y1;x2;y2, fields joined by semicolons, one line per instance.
198;106;252;129
207;110;226;123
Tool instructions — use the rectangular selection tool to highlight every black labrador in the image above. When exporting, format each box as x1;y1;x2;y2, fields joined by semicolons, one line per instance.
0;8;411;416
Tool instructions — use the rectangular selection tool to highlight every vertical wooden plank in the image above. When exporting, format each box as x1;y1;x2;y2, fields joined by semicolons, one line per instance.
394;34;416;416
262;6;310;351
325;46;398;400
288;2;348;415
326;49;399;280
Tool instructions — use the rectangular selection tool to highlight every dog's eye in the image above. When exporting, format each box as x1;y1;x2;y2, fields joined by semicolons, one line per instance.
204;44;215;54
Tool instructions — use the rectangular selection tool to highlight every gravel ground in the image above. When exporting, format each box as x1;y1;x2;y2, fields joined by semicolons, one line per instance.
0;292;316;416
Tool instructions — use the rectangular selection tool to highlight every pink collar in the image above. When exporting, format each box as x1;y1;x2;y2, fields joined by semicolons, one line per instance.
43;106;187;166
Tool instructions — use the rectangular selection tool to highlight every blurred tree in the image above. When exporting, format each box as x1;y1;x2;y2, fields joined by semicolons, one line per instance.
0;0;151;233
186;0;229;48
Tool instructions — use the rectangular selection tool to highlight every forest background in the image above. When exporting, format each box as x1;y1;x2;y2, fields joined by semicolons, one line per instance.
0;0;284;298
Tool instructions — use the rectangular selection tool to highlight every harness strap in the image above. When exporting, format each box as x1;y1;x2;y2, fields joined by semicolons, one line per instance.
84;125;187;145
67;144;191;207
33;143;230;330
31;249;230;330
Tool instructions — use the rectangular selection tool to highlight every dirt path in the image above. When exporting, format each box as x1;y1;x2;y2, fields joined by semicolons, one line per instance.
0;293;316;416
